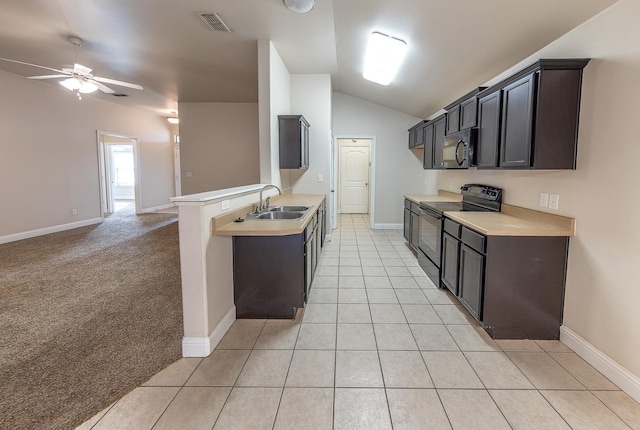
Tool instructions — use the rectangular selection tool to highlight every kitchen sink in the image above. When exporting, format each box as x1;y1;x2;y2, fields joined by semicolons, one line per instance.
269;205;311;212
255;211;304;220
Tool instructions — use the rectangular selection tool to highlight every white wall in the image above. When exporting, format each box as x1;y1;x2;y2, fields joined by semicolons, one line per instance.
257;40;291;190
439;0;640;381
0;68;174;239
290;75;332;229
178;103;260;195
332;92;435;225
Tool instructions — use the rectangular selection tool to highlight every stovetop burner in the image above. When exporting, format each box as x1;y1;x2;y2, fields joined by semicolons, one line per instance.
419;184;503;214
419;201;463;213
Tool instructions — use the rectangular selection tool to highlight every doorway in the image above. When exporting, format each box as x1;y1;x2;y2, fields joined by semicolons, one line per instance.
336;138;374;223
97;132;141;216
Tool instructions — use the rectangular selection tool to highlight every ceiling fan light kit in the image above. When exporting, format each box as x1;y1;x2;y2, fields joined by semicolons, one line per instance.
283;0;314;14
60;77;98;93
0;35;143;100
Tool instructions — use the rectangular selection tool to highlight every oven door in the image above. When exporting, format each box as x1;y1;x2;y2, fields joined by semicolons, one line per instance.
418;207;442;267
417;206;443;287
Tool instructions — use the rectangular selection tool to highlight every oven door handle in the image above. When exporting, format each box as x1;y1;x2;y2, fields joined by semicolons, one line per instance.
419;206;443;219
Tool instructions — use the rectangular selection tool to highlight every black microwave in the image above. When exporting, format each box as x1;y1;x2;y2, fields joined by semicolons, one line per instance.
441;129;476;169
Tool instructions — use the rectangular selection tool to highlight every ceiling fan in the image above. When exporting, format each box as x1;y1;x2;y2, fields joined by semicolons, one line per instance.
0;36;143;99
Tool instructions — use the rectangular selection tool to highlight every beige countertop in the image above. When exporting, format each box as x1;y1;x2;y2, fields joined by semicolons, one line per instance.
405;190;462;204
444;204;575;237
212;194;326;237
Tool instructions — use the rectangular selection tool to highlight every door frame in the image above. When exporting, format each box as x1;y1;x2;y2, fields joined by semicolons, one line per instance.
174;142;182;197
96;131;142;217
332;135;377;229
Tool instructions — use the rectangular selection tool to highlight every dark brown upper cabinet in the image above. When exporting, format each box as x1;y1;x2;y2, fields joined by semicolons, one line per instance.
423;122;434;169
477;59;590;169
408;120;427;148
445;88;486;135
476;90;502;168
445;105;461;135
431;115;447;169
279;115;310;169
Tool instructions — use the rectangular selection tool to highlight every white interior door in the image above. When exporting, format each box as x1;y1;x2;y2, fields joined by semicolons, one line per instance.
339;143;371;214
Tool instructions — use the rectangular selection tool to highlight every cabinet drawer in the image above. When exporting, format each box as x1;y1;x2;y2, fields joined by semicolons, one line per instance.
410;202;421;214
461;227;485;252
404;198;411;209
444;218;461;238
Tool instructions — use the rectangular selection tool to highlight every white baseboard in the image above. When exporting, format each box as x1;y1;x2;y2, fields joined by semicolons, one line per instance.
0;218;103;245
560;325;640;403
140;203;176;213
182;306;236;357
372;223;403;230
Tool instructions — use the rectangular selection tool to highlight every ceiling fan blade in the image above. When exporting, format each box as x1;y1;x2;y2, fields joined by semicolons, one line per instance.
91;80;116;94
73;63;93;75
93;76;143;90
28;74;70;80
0;58;67;74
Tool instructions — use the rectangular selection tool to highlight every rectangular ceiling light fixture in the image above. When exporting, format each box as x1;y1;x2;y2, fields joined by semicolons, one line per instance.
363;32;408;86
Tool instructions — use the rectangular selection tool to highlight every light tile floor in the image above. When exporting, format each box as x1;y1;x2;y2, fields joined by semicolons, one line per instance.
77;214;640;430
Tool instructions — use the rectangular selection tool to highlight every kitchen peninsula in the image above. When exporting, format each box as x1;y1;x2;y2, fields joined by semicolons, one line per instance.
170;185;326;357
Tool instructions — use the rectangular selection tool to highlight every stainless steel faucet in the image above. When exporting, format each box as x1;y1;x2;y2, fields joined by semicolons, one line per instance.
256;184;282;213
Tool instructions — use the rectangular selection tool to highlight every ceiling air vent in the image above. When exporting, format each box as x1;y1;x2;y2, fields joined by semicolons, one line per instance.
111;93;129;97
199;13;231;32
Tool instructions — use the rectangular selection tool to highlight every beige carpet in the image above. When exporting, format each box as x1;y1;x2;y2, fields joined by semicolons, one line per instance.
0;207;183;430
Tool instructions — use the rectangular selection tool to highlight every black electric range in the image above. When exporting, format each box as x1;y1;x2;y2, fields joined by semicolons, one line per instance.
415;184;503;287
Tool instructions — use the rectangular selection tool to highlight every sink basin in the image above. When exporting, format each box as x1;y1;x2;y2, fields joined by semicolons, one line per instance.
255;211;304;220
270;205;311;212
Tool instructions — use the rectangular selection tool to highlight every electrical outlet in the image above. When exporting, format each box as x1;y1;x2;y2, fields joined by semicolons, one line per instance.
221;200;230;211
548;194;559;210
185;171;192;178
317;174;324;182
71;208;78;216
539;193;549;208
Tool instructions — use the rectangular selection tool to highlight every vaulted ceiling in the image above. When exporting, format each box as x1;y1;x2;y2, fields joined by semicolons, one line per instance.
0;0;618;118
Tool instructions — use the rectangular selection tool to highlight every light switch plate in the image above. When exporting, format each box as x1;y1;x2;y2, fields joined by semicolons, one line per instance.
221;200;230;211
539;193;549;208
548;194;559;210
185;171;192;178
317;174;324;182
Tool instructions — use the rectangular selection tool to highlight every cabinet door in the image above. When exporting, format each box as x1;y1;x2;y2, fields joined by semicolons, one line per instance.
458;244;484;321
432;116;447;169
410;211;420;250
476;91;502;168
415;124;425;147
446;106;460;135
441;233;459;294
408;128;416;148
460;97;478;129
500;73;536;168
423;123;434;169
301;121;310;168
403;208;411;242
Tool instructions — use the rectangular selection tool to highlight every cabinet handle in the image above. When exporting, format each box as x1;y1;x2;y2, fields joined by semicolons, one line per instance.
455;138;464;166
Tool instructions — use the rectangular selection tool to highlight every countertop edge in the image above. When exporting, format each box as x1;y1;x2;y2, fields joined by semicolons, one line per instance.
443;210;575;237
212;194;326;237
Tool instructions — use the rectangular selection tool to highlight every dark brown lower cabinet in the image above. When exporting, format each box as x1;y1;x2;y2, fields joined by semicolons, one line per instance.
458;244;484;321
441;217;569;339
233;234;304;318
483;235;569;339
441;232;460;295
